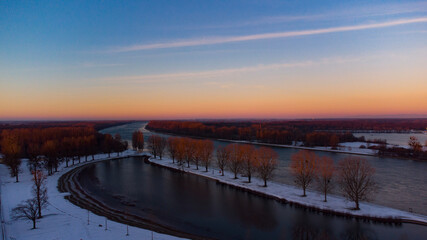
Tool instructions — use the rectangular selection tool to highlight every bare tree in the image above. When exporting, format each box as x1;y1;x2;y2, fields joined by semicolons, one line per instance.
241;145;256;182
226;144;243;179
32;170;48;218
338;157;376;210
132;130;144;151
12;198;39;229
175;138;186;169
200;140;214;172
148;135;158;158
254;147;278;187
167;137;179;163
193;140;202;170
408;136;422;153
216;146;229;176
183;138;196;168
290;150;317;197
315;156;334;202
157;136;167;159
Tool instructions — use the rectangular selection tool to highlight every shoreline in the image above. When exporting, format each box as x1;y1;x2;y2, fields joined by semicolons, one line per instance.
56;153;427;240
146;128;427;161
58;155;209;240
6;150;422;239
146;128;377;157
0;152;186;240
146;156;427;226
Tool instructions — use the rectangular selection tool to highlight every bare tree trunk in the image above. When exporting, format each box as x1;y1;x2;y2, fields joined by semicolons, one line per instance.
324;179;327;202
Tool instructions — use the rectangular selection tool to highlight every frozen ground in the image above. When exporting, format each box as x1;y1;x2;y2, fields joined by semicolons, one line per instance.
148;156;427;224
0;151;184;240
1;150;426;240
218;139;379;156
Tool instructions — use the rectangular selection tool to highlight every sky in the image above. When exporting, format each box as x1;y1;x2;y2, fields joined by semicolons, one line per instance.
1;0;427;120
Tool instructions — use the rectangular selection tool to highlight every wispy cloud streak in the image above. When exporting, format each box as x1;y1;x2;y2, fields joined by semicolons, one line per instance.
95;55;374;84
109;17;427;53
198;2;427;29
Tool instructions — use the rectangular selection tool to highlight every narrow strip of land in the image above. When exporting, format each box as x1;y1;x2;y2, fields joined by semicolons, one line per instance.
147;156;427;226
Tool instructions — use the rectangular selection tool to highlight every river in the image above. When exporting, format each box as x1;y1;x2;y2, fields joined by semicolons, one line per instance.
100;122;427;216
78;156;427;240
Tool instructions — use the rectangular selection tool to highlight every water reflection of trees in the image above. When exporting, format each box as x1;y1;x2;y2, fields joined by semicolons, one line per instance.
339;223;378;240
220;185;278;231
291;223;335;240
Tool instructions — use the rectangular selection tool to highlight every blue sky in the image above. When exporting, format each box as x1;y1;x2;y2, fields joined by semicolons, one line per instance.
1;0;427;120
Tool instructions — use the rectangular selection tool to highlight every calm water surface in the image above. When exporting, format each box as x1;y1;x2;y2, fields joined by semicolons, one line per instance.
101;122;427;215
79;157;427;240
353;133;427;147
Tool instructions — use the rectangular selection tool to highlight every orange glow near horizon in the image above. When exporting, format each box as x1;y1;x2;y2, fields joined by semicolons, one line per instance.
2;44;427;120
2;2;427;121
1;82;426;120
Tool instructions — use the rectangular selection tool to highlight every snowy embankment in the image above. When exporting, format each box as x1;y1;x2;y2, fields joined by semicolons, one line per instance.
148;156;427;225
215;139;379;156
0;151;185;240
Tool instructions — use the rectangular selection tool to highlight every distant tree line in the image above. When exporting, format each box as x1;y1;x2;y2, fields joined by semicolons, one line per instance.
0;120;133;132
146;120;364;147
147;121;427;160
0;127;128;180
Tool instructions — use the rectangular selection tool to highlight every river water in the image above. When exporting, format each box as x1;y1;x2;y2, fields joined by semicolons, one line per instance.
79;157;427;240
353;133;427;147
100;122;427;215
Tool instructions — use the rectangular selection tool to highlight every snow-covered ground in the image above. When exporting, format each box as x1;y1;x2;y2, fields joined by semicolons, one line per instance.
217;139;379;156
0;151;185;240
2;150;426;240
148;156;427;225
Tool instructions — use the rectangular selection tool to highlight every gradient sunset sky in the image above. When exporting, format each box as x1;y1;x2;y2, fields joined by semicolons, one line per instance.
1;0;427;120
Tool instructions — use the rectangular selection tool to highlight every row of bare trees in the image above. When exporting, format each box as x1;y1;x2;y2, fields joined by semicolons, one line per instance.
290;150;376;210
147;134;279;187
138;132;377;210
217;144;278;187
149;133;376;210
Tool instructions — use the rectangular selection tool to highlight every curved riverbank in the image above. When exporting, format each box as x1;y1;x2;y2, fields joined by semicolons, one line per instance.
59;152;427;230
58;155;210;240
146;157;427;227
